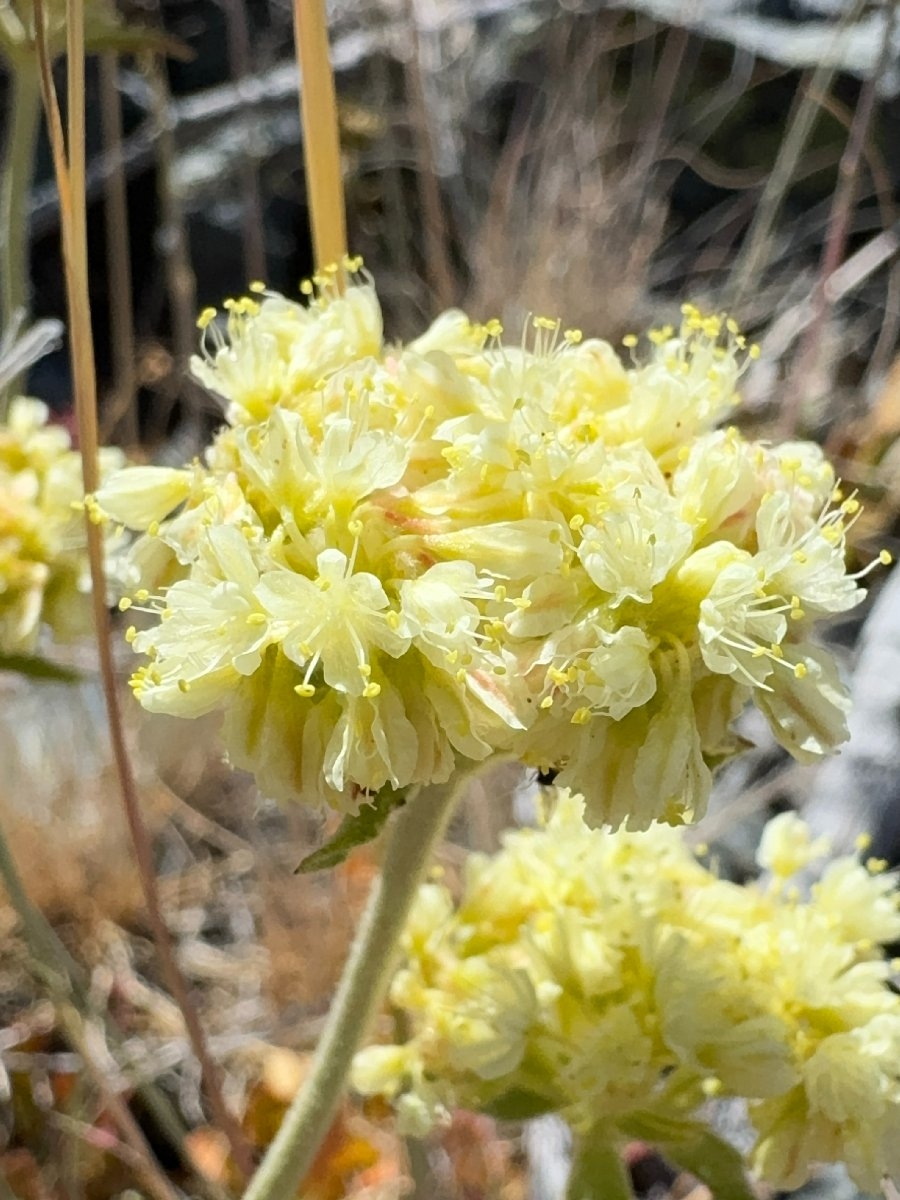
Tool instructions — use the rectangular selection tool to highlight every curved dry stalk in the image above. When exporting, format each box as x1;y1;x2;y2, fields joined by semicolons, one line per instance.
31;0;254;1180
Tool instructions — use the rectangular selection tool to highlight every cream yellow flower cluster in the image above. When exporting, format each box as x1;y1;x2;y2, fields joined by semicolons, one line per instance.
352;791;900;1193
0;397;123;653
96;265;883;820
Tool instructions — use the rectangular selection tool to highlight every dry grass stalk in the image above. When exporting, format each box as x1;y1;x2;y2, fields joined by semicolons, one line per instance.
294;0;347;272
30;0;254;1179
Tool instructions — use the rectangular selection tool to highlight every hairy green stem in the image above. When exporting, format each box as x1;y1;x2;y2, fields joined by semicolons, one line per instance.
242;772;472;1200
1;64;41;405
566;1132;634;1200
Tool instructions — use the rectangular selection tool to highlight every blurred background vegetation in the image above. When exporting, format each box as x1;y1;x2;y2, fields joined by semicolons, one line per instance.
4;1;900;1197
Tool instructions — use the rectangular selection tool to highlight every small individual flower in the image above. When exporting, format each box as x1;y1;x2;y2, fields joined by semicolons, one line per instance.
353;792;900;1193
0;395;124;653
756;811;830;879
100;266;884;821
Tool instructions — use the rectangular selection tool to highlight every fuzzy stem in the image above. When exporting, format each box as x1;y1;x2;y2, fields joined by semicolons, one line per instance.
0;64;41;406
293;0;347;274
242;773;471;1200
566;1134;634;1200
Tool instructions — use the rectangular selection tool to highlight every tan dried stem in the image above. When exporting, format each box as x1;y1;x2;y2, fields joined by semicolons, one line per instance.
293;0;347;275
31;0;254;1179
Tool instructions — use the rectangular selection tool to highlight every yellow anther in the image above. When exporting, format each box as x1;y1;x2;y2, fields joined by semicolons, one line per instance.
841;498;860;515
246;612;267;626
855;832;873;852
622;334;638;348
249;280;266;293
793;662;808;679
300;279;314;296
386;611;401;630
532;316;558;331
118;597;133;611
540;696;554;709
147;520;160;537
880;549;893;566
564;329;583;345
197;306;217;329
125;626;137;643
867;857;889;874
748;344;761;360
358;663;372;677
294;683;316;698
363;681;382;699
178;679;191;694
570;707;592;726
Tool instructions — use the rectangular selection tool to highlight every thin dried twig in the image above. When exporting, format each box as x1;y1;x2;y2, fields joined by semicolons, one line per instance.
782;0;899;434
31;0;254;1180
726;0;869;310
99;53;139;446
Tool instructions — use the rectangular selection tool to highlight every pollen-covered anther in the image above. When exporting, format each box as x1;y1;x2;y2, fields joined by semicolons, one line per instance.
294;682;316;698
363;681;382;698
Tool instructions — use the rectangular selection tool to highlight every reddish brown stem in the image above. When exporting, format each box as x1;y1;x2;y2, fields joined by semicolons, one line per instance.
32;0;254;1181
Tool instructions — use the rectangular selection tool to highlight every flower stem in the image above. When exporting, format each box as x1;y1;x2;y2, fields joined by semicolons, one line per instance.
292;0;347;274
0;64;41;407
566;1133;634;1200
242;772;471;1200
